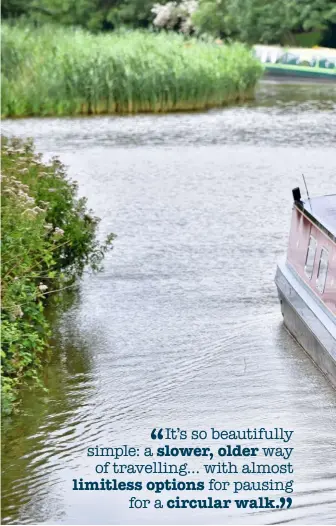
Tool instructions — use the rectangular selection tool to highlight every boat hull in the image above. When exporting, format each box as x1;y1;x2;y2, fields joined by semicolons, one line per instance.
264;65;336;81
275;263;336;387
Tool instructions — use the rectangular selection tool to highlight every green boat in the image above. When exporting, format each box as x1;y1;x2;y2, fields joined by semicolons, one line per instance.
253;45;336;81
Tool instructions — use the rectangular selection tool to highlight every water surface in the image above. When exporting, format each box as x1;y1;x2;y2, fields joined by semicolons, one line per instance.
2;81;336;525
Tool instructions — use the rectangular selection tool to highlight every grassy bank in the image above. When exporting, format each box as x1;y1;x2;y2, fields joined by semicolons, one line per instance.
2;25;263;117
1;136;114;414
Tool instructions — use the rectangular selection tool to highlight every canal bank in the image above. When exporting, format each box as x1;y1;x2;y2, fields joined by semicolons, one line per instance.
2;81;336;525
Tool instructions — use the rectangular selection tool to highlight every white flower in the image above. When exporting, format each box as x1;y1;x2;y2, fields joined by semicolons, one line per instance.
53;227;65;238
22;208;38;218
17;190;35;205
32;206;45;214
12;305;24;318
17;183;29;192
38;283;48;292
3;188;16;196
152;0;198;33
152;2;178;28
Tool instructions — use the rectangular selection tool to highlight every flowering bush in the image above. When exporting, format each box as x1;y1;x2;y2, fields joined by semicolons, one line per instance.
1;136;115;414
151;0;198;34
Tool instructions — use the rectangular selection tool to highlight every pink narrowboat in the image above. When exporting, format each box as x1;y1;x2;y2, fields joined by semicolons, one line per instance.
275;188;336;386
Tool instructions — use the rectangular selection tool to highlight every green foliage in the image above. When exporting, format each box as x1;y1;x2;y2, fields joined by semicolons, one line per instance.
1;24;263;117
292;30;323;47
192;0;229;37
2;0;336;46
1;136;115;413
1;0;156;31
1;0;33;18
192;0;336;45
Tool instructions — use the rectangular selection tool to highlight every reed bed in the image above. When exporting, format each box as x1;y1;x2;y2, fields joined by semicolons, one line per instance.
2;25;263;117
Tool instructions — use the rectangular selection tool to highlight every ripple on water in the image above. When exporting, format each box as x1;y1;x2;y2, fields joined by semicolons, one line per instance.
2;81;336;525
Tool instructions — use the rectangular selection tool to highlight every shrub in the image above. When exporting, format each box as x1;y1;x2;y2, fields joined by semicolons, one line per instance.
1;136;115;413
151;1;198;34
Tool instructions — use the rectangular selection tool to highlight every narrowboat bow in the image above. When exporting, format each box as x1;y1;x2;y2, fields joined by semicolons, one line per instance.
275;189;336;386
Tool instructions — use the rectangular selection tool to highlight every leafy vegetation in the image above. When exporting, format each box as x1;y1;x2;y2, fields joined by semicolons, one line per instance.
1;136;115;414
192;0;336;46
1;0;156;31
2;0;336;46
1;24;263;117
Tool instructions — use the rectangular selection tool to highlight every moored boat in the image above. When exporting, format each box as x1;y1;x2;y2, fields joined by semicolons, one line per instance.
275;188;336;386
254;45;336;81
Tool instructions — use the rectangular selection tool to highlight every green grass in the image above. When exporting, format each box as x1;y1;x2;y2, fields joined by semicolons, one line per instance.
1;24;263;117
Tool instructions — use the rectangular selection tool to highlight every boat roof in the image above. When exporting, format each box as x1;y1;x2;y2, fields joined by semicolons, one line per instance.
302;194;336;240
254;45;336;59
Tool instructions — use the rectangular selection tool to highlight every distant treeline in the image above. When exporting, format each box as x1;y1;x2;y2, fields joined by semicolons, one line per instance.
2;0;336;47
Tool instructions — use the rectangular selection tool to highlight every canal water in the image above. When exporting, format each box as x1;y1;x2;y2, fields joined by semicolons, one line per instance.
2;81;336;525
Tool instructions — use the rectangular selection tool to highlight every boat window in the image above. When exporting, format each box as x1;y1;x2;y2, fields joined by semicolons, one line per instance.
316;248;329;294
319;58;336;69
280;53;299;65
304;235;317;279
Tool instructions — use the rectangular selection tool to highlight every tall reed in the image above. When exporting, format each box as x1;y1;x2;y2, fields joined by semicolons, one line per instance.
2;24;263;117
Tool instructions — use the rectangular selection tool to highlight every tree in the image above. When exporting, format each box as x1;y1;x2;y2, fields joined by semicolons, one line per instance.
192;0;336;45
1;0;34;18
2;0;336;44
1;0;157;31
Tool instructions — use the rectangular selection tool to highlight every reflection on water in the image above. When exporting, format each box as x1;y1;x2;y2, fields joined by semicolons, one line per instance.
2;81;336;525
